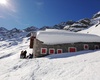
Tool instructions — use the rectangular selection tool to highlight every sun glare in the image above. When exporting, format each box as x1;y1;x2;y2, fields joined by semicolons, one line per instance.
0;0;7;5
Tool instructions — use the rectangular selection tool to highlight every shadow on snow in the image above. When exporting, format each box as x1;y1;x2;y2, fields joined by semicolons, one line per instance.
0;53;14;59
46;50;99;59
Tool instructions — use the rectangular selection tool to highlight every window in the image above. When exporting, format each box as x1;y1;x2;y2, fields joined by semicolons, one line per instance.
49;48;55;54
84;44;89;50
68;47;77;52
41;48;47;54
94;45;99;49
57;49;63;54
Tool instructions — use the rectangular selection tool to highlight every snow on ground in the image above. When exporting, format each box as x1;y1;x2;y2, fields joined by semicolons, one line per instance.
0;37;100;80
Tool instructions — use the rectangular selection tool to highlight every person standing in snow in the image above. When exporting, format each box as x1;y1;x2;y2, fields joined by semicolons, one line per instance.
23;50;27;58
20;50;27;59
20;50;24;59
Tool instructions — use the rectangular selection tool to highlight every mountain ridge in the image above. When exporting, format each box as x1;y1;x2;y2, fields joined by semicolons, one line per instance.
0;11;100;40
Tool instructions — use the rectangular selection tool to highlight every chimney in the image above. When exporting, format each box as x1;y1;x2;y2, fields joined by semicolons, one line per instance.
29;32;36;48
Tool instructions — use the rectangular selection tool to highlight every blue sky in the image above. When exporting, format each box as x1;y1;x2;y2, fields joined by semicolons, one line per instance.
0;0;100;30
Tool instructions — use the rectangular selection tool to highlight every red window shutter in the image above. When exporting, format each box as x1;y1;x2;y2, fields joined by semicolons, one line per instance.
69;47;76;52
41;48;47;54
49;49;55;54
57;49;62;54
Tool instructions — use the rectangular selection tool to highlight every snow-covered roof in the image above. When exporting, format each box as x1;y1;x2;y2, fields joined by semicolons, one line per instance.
36;29;100;44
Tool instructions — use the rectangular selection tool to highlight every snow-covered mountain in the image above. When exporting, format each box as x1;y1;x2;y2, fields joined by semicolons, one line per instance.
39;12;100;31
0;11;100;41
79;11;100;36
0;27;8;32
24;26;38;32
74;19;90;30
0;11;100;80
0;26;38;41
79;21;100;36
9;28;22;33
92;11;100;19
64;18;92;32
64;11;100;32
39;26;52;30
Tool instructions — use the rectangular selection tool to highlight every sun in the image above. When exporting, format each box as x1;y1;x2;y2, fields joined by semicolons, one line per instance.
0;0;7;5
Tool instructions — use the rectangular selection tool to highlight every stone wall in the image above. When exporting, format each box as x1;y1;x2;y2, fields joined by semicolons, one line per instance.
33;39;100;57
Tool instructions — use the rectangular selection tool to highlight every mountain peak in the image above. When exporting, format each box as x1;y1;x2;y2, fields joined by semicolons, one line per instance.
0;27;8;32
10;28;21;32
24;26;38;32
96;11;100;14
93;11;100;19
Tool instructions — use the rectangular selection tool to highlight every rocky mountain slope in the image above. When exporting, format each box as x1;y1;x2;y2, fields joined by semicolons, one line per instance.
40;12;100;31
63;11;100;32
0;26;38;41
77;11;100;36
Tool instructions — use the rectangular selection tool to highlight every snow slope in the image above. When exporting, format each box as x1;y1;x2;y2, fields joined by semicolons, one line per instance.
79;15;100;36
0;37;100;80
79;22;100;36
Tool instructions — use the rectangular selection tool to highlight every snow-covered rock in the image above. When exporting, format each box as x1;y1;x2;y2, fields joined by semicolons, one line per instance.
93;11;100;19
